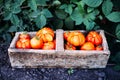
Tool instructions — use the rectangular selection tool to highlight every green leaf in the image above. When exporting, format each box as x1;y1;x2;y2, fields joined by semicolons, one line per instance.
68;68;74;75
28;0;37;11
65;4;73;15
107;12;120;22
87;7;94;13
115;24;120;39
8;26;17;32
10;14;20;26
59;4;67;9
42;9;53;18
65;17;74;29
11;3;21;14
71;8;83;25
4;0;11;9
4;11;12;20
86;9;99;21
77;1;85;14
35;14;46;28
83;19;95;31
98;15;103;20
36;0;47;6
60;4;73;15
55;10;68;19
83;0;103;7
93;26;100;30
15;0;25;6
102;0;113;16
29;10;41;18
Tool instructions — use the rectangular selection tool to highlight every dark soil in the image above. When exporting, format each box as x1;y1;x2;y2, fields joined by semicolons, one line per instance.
0;43;120;80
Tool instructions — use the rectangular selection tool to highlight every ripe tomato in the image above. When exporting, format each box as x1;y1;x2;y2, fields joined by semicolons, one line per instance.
65;42;76;50
36;27;54;42
16;39;31;49
64;31;70;41
86;31;102;46
53;39;56;49
81;42;95;50
19;32;30;39
42;41;55;50
30;36;43;49
67;31;85;46
96;45;103;50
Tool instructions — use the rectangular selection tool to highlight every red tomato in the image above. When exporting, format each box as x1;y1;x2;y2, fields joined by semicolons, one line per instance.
16;39;31;49
65;42;76;50
42;41;55;50
30;36;43;49
86;31;102;46
96;45;103;50
19;32;30;39
81;42;95;50
53;39;56;49
64;31;70;41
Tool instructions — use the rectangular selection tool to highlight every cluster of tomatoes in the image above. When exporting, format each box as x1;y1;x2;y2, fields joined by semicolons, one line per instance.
16;27;55;50
64;31;103;50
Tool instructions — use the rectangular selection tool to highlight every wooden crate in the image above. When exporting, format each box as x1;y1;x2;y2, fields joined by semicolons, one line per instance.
8;29;110;68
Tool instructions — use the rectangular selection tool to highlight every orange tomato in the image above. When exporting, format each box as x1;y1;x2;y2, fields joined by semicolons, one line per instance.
30;36;43;49
16;39;31;49
86;31;102;46
67;31;85;46
81;42;95;50
19;32;30;39
96;45;103;50
65;42;76;50
64;31;70;41
36;27;54;42
53;39;56;49
42;41;55;50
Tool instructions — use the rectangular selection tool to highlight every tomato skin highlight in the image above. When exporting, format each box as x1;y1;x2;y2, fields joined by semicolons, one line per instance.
67;31;85;46
96;45;103;50
16;39;31;49
64;31;70;41
81;42;95;50
65;42;76;50
19;32;30;39
42;41;55;50
30;36;43;49
86;31;102;46
36;27;54;42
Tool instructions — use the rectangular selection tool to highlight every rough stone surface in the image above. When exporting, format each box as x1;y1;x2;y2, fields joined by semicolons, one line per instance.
0;43;120;80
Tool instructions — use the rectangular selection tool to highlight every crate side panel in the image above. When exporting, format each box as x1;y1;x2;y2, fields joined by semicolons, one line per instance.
63;50;110;68
8;51;56;68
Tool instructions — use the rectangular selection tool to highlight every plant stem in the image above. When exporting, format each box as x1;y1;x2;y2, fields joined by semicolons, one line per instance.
104;31;120;40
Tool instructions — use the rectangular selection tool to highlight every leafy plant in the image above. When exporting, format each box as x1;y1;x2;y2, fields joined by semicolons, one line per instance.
68;68;74;75
0;0;120;41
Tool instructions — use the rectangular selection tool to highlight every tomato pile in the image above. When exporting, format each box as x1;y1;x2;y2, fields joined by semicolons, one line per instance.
16;27;55;50
64;31;103;50
15;28;103;51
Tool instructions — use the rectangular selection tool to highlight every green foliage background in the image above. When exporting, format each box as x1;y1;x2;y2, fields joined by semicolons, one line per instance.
0;0;120;70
